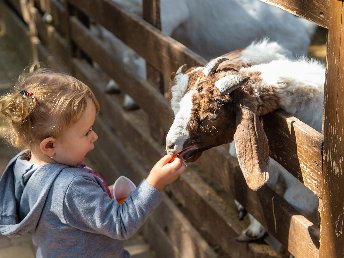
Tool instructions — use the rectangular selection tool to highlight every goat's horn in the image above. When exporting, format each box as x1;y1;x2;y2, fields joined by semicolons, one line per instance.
171;64;188;81
203;57;228;76
215;74;249;94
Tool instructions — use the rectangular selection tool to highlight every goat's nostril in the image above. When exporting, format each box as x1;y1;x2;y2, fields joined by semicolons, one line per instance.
167;143;175;150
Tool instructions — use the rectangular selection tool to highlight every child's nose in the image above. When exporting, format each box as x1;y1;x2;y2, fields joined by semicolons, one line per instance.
91;131;98;142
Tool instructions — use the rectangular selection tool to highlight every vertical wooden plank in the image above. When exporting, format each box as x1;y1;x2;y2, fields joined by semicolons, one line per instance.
320;1;344;257
25;0;40;65
143;0;165;144
52;0;75;70
64;0;88;69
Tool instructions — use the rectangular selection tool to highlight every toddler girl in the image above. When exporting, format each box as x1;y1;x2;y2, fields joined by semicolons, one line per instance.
0;67;186;258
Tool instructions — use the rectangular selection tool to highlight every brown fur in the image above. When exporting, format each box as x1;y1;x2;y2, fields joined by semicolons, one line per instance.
217;49;246;72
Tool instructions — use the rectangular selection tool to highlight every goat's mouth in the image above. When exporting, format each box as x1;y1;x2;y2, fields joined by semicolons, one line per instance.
178;145;205;162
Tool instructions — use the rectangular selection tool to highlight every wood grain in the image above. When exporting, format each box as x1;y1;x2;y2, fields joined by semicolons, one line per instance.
320;1;344;257
259;0;328;28
263;111;323;197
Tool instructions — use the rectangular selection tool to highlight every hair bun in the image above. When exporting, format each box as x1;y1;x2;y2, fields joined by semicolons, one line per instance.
0;90;38;124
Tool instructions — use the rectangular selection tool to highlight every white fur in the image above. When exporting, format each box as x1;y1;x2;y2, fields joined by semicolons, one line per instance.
172;0;316;59
112;0;316;58
241;39;291;64
171;70;190;114
166;90;195;153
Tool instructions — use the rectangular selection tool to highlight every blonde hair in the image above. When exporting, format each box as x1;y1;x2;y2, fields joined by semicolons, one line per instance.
0;67;99;149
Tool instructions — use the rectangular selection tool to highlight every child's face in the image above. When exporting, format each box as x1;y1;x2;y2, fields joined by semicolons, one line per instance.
53;98;98;166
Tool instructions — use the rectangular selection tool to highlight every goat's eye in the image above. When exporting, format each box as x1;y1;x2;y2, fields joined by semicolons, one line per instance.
199;113;217;122
208;113;218;120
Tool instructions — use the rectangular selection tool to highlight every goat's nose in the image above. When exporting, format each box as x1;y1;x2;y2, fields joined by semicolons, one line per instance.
167;143;175;151
166;139;178;153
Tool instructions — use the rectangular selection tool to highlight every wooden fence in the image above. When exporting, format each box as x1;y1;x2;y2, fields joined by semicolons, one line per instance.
1;0;343;257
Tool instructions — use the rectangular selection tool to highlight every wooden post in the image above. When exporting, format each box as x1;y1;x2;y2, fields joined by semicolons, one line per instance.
64;0;91;66
320;1;344;257
48;0;73;71
143;0;165;145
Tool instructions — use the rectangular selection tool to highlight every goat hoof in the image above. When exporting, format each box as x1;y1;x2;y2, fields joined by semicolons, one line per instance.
235;233;264;242
234;200;247;220
238;209;247;220
123;95;140;111
235;229;266;242
105;80;121;94
123;103;140;111
236;233;254;242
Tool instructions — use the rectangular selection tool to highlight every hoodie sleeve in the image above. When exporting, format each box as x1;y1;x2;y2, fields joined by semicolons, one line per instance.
62;175;162;240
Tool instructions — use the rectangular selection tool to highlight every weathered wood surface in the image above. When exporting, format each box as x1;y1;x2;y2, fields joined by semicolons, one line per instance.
259;0;329;28
4;0;22;17
70;17;174;132
263;111;323;197
34;0;49;13
32;6;71;62
1;0;32;64
50;0;69;37
234;167;319;258
144;196;218;258
320;1;344;257
143;0;166;144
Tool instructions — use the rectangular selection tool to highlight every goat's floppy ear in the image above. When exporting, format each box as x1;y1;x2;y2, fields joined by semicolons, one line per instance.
233;104;269;190
215;73;249;95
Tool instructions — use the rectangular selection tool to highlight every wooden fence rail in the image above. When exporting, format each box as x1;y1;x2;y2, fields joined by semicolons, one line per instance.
3;0;343;257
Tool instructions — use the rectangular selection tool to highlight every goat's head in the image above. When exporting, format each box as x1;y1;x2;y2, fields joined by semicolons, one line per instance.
166;55;273;190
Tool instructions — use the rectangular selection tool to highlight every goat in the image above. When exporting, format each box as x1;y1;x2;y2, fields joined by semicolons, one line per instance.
98;0;317;109
165;40;323;242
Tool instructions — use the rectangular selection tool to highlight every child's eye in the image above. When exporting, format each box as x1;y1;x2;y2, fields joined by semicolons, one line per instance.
86;128;93;136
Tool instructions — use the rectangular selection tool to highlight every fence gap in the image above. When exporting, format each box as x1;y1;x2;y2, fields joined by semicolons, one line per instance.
143;0;165;145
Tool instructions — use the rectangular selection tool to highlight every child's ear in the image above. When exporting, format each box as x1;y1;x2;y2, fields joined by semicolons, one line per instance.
40;137;56;157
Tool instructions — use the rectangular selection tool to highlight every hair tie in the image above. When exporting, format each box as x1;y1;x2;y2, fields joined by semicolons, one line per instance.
20;90;37;101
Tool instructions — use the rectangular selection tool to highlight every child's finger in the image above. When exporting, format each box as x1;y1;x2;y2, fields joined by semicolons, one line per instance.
166;158;186;171
158;154;175;166
177;165;187;175
173;157;187;168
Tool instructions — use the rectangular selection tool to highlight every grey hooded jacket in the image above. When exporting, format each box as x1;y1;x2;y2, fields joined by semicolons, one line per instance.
0;151;162;258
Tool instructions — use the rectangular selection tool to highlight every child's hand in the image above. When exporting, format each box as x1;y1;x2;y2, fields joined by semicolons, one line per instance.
108;184;114;197
146;154;187;191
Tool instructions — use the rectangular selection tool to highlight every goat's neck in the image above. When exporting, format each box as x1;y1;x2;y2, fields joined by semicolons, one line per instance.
243;60;325;131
